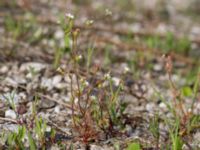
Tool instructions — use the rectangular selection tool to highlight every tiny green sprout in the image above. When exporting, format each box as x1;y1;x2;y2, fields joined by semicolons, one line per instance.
35;117;47;147
3;90;17;111
126;142;141;150
181;86;193;97
28;66;38;77
27;130;37;150
6;125;26;149
49;128;56;143
86;45;95;70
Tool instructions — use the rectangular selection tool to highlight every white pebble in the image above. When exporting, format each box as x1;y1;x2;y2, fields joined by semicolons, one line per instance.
54;106;60;113
0;66;8;73
52;75;62;86
159;102;167;109
153;64;162;71
5;109;17;119
20;62;47;72
146;103;155;112
54;30;64;39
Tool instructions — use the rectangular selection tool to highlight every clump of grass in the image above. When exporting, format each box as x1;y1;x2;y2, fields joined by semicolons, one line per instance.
145;32;191;55
4;13;36;40
1;95;56;149
56;15;128;147
54;13;74;69
152;55;200;149
149;113;160;149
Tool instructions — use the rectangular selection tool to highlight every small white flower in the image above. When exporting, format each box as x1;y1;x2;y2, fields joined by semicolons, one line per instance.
188;108;192;113
84;80;89;86
76;54;82;61
56;20;61;24
112;77;121;86
124;66;130;73
104;73;111;80
46;126;51;132
35;134;39;140
85;19;94;26
78;55;82;60
105;9;112;16
74;97;78;104
65;13;74;19
80;78;89;86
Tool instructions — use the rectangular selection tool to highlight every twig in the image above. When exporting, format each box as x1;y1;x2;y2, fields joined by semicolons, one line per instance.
46;118;73;137
37;93;72;110
0;117;18;124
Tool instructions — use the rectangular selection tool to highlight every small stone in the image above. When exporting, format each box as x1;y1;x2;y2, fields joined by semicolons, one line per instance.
1;92;20;104
193;102;200;114
125;125;133;136
50;146;60;150
63;96;70;102
90;145;104;150
54;106;60;113
38;99;56;110
0;102;4;108
64;75;71;83
14;76;26;84
131;23;141;32
17;104;27;115
4;77;18;87
5;109;17;119
146;103;155;112
54;29;64;39
41;78;53;91
20;62;47;72
3;124;18;132
159;102;167;109
0;66;8;73
55;83;67;89
26;72;33;79
153;64;162;71
52;75;62;86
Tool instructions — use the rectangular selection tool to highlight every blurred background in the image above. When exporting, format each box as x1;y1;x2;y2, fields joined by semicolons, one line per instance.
0;0;200;62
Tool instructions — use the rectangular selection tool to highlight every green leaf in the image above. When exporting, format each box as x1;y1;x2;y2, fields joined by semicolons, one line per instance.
126;142;141;150
18;126;26;141
27;131;37;150
181;86;193;97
